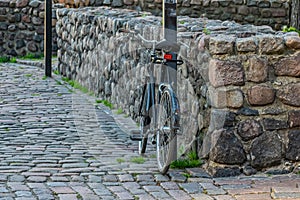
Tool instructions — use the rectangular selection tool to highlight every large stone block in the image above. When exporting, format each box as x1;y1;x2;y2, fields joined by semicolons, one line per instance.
286;130;300;161
208;87;243;108
258;35;285;54
209;109;237;130
247;56;268;82
209;59;245;87
288;110;300;127
247;84;275;106
209;35;235;55
277;83;300;107
210;129;246;165
236;37;257;52
262;118;288;131
16;0;29;8
0;0;9;7
250;131;283;169
285;36;300;49
274;53;300;77
237;119;263;141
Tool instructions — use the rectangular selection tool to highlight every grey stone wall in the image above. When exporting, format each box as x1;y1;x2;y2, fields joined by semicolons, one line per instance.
0;0;57;57
54;0;292;30
56;6;300;176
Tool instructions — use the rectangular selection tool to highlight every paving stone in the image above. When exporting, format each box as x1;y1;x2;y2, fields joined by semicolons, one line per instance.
27;176;47;182
8;175;25;182
150;190;171;199
179;182;203;194
118;174;134;182
160;182;179;190
50;186;76;194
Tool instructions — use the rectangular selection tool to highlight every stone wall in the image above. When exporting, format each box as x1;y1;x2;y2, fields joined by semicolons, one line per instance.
53;0;293;30
0;0;57;57
56;6;300;176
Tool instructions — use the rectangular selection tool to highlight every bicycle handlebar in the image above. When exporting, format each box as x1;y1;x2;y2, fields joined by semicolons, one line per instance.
118;28;184;65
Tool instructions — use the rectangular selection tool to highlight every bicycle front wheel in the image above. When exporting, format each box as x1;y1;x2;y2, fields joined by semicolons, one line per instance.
138;116;148;154
157;89;177;174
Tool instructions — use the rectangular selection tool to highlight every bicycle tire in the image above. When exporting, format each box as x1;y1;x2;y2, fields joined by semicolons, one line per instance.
138;116;148;154
156;88;178;174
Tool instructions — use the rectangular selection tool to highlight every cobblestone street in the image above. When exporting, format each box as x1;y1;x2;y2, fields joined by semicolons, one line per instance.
0;62;299;200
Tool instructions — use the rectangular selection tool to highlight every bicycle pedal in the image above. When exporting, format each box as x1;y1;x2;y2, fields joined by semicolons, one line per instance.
130;130;142;141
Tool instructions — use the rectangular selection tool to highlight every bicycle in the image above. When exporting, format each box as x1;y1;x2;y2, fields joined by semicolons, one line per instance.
119;0;183;173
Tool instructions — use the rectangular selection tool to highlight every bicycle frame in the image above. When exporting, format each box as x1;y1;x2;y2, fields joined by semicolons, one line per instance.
138;0;179;134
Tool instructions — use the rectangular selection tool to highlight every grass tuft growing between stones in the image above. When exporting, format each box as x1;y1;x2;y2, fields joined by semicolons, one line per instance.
96;99;114;109
116;158;125;163
0;56;17;63
170;151;202;169
130;156;146;164
115;108;123;114
61;77;89;94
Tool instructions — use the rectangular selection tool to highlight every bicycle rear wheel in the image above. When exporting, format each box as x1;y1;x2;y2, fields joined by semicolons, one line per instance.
157;88;177;174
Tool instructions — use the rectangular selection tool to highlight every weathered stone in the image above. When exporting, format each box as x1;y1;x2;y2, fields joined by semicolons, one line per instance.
263;118;288;130
247;84;275;106
237;5;249;15
271;8;286;17
209;59;245;87
16;0;29;7
250;131;283;169
210;129;246;165
277;83;300;107
236;37;257;52
288;110;300;127
209;109;236;131
111;0;123;7
29;0;40;8
274;53;300;77
237;119;263;141
32;16;42;25
247;56;268;82
0;0;10;7
209;35;235;55
27;41;38;52
207;164;241;177
0;22;8;30
237;108;259;116
286;130;300;161
227;89;244;108
258;0;270;8
285;36;300;49
258;35;285;54
16;39;25;49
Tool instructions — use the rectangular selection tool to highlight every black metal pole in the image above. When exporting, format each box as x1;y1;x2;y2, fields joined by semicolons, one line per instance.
45;0;52;77
163;0;177;43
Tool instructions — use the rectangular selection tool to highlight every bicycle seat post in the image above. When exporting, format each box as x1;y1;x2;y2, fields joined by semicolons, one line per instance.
162;0;178;91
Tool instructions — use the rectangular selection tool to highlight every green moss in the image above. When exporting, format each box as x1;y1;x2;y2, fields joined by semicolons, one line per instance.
54;70;59;75
203;28;211;35
25;74;33;78
20;53;43;60
116;158;125;163
116;108;123;114
0;56;17;63
283;26;300;35
130;156;146;164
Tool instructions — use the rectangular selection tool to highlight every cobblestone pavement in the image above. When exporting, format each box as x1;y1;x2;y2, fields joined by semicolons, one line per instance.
0;62;300;200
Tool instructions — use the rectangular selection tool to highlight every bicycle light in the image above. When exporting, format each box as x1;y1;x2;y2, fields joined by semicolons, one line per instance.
164;54;173;60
